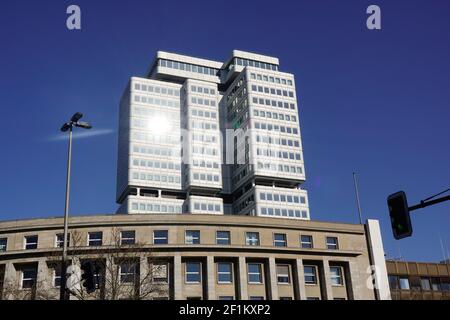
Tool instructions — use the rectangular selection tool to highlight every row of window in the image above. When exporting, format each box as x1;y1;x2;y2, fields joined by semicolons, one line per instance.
190;96;217;107
260;207;308;219
251;85;294;98
132;118;176;130
254;122;299;135
134;83;180;97
389;275;450;292
192;172;220;182
132;158;181;171
250;72;293;86
256;148;302;161
233;57;279;71
191;159;220;169
256;162;304;175
191;109;217;119
133;94;180;108
131;203;183;213
256;135;301;148
158;59;219;77
132;106;179;119
191;146;219;156
260;192;306;204
253;109;297;123
193;203;222;212
132;144;181;158
132;131;180;145
0;232;338;251
190;85;216;95
252;96;296;110
191;132;218;143
131;171;182;184
191;120;218;131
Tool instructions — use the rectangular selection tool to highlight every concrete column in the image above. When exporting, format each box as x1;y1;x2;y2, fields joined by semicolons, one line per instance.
173;255;182;300
36;259;50;295
294;258;307;300
267;257;279;300
320;259;334;300
237;256;248;300
206;256;216;300
2;263;16;300
139;255;149;299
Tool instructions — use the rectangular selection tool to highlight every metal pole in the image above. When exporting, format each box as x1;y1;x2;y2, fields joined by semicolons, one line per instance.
60;126;73;300
353;172;363;224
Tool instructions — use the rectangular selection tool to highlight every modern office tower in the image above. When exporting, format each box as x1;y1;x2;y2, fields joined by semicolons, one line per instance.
117;50;309;220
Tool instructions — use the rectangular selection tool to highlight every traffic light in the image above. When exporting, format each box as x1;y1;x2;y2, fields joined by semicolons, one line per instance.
80;261;96;293
387;191;413;240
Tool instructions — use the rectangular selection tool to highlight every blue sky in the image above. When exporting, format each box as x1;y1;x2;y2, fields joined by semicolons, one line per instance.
0;0;449;262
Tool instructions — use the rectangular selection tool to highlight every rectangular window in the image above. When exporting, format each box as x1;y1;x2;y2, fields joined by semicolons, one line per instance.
153;230;168;244
330;266;343;286
121;230;136;245
219;296;234;300
388;275;399;290
55;233;70;248
304;266;317;284
248;263;263;284
217;263;233;283
246;232;260;246
21;267;37;289
152;262;168;283
326;237;338;250
216;231;230;245
186;262;201;283
300;235;313;248
399;277;410;290
88;232;103;246
250;296;264;300
53;266;62;288
431;278;441;291
0;238;7;252
280;297;293;300
185;230;200;244
120;263;136;283
421;278;431;291
24;235;38;250
273;233;287;247
277;265;290;284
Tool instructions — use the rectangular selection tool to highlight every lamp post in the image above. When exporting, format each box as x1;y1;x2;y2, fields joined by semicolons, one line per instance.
59;112;92;300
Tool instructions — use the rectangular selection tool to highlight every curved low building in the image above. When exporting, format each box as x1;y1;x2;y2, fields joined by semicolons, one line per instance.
0;214;389;300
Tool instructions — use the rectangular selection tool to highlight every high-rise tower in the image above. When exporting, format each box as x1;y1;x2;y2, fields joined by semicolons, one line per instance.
117;50;309;220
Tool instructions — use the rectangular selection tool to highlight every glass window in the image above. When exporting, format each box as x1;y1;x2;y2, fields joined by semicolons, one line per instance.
326;237;338;250
421;278;431;291
248;263;263;283
300;235;313;248
216;231;230;245
0;238;7;252
277;265;290;284
330;266;343;286
250;296;264;300
186;230;200;244
153;230;168;244
304;266;317;284
246;232;260;246
88;232;103;246
219;296;234;300
24;235;38;250
55;233;70;248
121;230;136;245
274;233;287;247
217;263;233;283
399;277;410;290
21;267;37;289
186;262;201;283
120;263;136;283
53;265;62;288
431;278;441;291
388;275;399;290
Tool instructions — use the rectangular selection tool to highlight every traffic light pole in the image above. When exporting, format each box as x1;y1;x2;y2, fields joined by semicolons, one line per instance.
408;195;450;212
60;127;73;301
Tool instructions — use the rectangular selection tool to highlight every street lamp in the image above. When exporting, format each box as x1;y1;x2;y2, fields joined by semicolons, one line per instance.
59;112;92;300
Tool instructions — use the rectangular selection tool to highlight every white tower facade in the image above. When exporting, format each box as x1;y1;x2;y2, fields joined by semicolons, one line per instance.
117;50;310;220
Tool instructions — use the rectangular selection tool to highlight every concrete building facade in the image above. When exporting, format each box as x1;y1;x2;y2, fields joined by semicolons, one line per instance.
116;50;309;220
0;215;388;300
